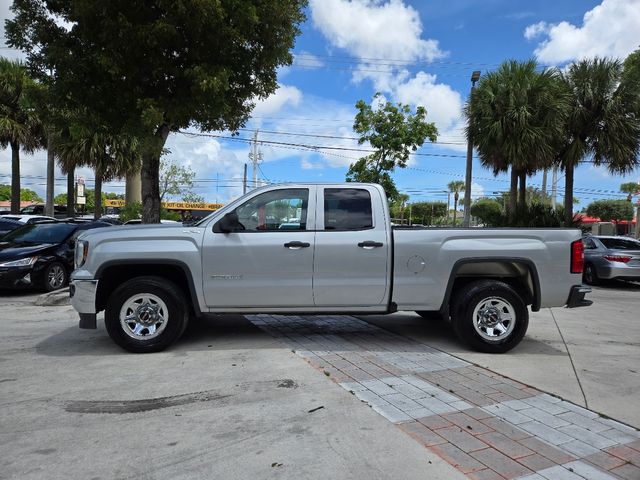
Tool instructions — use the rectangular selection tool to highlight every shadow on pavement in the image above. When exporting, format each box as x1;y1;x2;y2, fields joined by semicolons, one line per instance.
35;314;274;357
590;280;640;290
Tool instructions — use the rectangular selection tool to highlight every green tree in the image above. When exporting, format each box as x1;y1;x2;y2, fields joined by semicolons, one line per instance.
465;59;569;220
408;201;447;225
470;198;503;226
54;120;140;219
347;93;438;200
620;182;640;201
559;58;640;225
586;200;634;222
0;184;43;202
448;180;465;225
160;159;198;202
0;57;43;213
7;1;307;223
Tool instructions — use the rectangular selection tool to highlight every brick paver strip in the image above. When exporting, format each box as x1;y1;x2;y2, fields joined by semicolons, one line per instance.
609;462;640;480
470;447;533;479
583;451;628;471
468;468;507;480
605;444;640;466
516;453;557;472
246;314;640;479
476;431;535;459
431;443;488;474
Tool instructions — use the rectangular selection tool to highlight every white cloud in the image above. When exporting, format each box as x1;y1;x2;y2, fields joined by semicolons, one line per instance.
310;0;446;63
471;182;485;199
525;0;640;64
293;51;325;69
310;0;464;150
252;84;302;117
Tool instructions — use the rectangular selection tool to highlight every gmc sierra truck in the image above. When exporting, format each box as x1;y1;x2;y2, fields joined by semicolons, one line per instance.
70;183;591;354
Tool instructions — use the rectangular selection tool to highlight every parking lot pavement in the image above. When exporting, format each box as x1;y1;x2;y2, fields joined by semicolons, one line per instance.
360;281;640;429
247;312;640;480
0;294;464;480
2;283;638;480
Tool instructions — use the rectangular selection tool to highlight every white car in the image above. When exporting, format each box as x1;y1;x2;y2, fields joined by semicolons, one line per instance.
123;219;181;225
0;214;57;224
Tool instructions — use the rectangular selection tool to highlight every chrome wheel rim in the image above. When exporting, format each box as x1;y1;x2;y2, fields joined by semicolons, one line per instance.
120;293;169;340
472;297;516;342
47;264;66;289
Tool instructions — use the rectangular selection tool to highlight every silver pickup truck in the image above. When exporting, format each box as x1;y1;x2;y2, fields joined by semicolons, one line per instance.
70;183;591;354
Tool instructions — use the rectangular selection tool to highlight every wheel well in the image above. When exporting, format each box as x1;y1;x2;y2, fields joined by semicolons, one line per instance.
96;264;196;314
446;260;538;311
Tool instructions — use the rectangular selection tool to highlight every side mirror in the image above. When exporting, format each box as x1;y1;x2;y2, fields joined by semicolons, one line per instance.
215;212;244;233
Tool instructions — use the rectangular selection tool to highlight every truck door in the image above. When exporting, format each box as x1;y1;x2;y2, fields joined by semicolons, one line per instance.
313;186;391;307
201;187;315;308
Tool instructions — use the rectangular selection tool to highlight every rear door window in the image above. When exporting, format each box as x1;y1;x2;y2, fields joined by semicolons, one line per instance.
324;188;373;231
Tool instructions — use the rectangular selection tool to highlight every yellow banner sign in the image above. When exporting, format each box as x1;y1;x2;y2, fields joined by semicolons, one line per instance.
104;199;223;211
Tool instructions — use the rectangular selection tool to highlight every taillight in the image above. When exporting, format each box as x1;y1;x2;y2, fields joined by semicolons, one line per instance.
571;240;584;274
603;255;632;263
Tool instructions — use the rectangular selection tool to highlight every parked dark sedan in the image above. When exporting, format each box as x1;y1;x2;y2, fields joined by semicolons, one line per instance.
0;218;24;237
582;235;640;285
0;221;112;291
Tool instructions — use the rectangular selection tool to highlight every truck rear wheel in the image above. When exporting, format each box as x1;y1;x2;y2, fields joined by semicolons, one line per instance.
450;280;528;353
104;276;189;353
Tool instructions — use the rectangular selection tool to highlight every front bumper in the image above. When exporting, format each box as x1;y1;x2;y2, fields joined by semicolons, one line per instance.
0;266;35;288
69;279;98;329
566;285;593;308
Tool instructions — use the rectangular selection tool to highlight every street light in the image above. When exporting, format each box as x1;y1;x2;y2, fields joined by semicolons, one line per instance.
462;70;481;228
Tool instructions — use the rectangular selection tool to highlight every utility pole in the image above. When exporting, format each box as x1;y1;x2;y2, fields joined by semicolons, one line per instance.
248;130;263;189
243;163;247;195
462;70;481;228
551;166;558;211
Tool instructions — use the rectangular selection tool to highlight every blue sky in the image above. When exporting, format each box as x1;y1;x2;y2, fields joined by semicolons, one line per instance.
1;0;640;209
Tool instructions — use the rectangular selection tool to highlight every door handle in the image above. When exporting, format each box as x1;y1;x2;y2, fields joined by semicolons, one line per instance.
284;241;311;249
358;241;384;249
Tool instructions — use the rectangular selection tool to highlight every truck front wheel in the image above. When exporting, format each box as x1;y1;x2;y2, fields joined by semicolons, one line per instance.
104;276;189;353
450;280;528;353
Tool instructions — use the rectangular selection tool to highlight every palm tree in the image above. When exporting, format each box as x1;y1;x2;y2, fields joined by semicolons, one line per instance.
559;58;640;225
448;180;465;225
0;57;43;213
464;59;569;221
55;123;140;219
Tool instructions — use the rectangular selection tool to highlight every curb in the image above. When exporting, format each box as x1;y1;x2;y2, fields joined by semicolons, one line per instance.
35;287;71;306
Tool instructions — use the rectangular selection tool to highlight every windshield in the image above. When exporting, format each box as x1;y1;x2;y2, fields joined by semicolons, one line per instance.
599;238;640;250
1;223;77;244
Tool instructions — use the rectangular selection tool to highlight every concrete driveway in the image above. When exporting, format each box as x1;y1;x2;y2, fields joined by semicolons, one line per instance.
0;282;638;480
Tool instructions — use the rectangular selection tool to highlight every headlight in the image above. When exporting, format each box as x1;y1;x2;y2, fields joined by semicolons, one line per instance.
0;256;38;267
75;240;89;268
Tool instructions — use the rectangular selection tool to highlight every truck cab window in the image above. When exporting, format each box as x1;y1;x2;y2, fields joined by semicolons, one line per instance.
324;188;373;231
233;188;308;232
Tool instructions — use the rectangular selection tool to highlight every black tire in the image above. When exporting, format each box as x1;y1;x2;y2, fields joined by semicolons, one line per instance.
41;261;68;292
450;280;528;353
583;264;599;286
104;276;189;353
415;311;444;321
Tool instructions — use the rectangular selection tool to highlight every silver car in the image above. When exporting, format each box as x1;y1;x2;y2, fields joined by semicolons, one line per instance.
582;235;640;284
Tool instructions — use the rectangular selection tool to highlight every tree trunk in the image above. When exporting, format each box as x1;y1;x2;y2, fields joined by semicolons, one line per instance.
125;171;142;205
46;133;55;217
509;167;518;223
94;170;103;220
518;171;526;208
141;124;171;223
10;141;20;214
67;168;75;218
564;166;575;226
541;169;548;205
453;193;459;225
